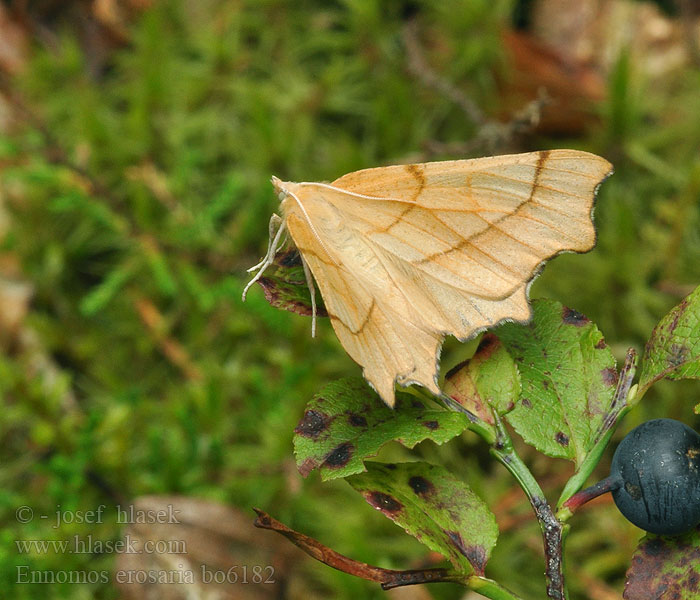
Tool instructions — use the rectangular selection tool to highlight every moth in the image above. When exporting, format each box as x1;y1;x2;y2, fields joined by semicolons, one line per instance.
243;150;612;407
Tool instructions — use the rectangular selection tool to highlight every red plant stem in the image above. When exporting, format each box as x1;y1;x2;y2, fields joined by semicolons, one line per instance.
253;508;463;590
562;476;620;513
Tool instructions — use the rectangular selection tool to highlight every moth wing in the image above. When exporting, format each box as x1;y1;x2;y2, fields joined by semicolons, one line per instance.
284;210;442;406
327;149;611;338
281;150;611;405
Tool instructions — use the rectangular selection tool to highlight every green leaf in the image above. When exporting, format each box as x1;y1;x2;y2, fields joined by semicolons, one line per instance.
624;529;700;599
293;378;470;481
443;333;520;431
256;248;327;317
496;299;618;465
639;285;700;398
348;462;498;575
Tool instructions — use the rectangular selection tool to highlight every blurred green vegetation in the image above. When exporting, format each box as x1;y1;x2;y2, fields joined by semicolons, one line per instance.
0;1;698;599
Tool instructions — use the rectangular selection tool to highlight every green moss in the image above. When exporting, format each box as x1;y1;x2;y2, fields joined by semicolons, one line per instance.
1;1;699;598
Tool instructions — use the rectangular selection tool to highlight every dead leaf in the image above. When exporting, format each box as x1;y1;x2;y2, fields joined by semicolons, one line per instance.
116;496;307;600
532;0;700;80
501;29;605;135
0;5;29;74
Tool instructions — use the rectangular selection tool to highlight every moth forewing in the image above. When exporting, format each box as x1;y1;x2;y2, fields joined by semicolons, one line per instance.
245;150;613;407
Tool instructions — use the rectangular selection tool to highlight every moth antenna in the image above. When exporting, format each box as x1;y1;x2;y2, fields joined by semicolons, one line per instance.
242;217;287;301
300;181;404;204
300;254;317;337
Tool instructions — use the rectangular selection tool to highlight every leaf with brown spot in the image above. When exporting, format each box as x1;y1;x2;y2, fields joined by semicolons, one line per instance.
323;442;354;469
256;248;328;317
348;462;498;575
293;378;471;481
562;306;590;326
408;475;435;497
294;409;333;439
497;299;617;465
443;333;520;433
625;528;700;599
639;285;700;400
555;431;570;447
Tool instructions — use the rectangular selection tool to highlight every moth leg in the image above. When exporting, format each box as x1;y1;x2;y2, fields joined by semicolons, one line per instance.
246;213;283;272
242;215;287;301
300;254;317;338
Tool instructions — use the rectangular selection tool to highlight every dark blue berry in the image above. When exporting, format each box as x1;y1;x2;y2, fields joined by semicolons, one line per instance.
610;418;700;535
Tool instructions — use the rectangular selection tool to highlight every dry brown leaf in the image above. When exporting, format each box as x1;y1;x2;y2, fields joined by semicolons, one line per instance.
532;0;700;79
0;5;29;75
115;496;308;600
501;29;605;135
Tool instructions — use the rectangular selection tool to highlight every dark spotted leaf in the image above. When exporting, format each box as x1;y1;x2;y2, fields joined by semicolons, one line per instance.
496;299;617;464
256;248;327;317
639;285;700;398
348;462;497;575
624;528;700;600
294;378;470;481
443;333;520;431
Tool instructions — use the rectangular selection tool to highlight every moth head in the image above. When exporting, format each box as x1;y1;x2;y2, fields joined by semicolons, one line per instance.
271;176;293;202
272;177;306;216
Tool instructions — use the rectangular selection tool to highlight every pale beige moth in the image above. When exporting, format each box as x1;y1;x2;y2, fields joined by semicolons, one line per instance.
243;150;612;407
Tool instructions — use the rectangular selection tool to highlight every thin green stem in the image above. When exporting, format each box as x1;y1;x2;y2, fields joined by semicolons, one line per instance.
557;348;638;514
557;425;617;518
490;414;567;600
489;429;545;499
440;392;567;598
467;575;526;600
